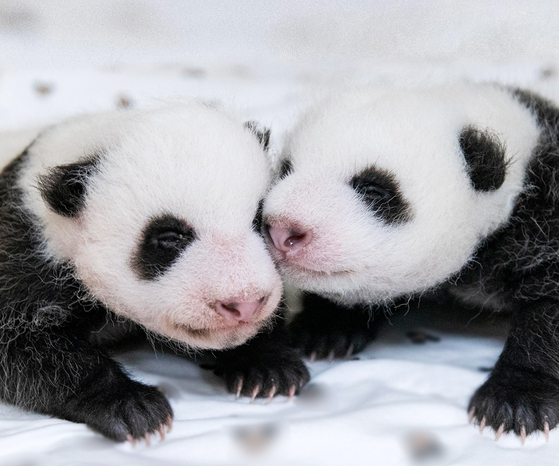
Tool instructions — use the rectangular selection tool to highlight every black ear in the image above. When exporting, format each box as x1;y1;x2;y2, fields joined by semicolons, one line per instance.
38;157;99;217
244;121;271;151
459;126;507;191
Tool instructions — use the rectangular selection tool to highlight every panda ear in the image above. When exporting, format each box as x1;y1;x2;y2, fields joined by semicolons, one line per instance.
244;121;271;151
38;157;99;217
459;126;507;191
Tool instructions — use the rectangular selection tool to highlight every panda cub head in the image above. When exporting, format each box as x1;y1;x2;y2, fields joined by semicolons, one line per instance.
264;83;541;304
21;102;281;349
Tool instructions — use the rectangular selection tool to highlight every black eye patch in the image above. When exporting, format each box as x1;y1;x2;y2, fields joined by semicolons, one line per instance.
350;166;411;224
132;215;196;280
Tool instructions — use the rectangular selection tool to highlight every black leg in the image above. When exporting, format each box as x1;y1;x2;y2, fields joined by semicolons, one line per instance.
289;293;380;361
469;299;559;441
0;329;173;442
210;316;310;399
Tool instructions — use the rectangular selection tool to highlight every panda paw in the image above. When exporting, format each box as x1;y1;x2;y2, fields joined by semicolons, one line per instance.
468;365;559;443
213;346;310;400
75;379;173;443
289;310;374;361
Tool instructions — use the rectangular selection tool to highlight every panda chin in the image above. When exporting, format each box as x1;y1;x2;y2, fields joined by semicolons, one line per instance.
166;318;270;351
278;262;358;292
285;264;355;277
282;265;402;306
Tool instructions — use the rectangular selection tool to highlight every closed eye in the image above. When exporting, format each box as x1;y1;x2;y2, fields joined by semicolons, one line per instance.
354;184;392;201
350;166;411;225
133;215;197;280
150;230;193;249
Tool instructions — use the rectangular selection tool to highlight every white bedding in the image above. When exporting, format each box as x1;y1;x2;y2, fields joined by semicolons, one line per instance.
0;305;548;466
1;1;559;464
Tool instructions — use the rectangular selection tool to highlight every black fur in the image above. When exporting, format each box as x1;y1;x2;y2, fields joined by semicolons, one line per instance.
38;156;99;217
457;89;559;435
287;88;559;437
512;88;559;128
132;215;196;280
252;199;264;234
351;166;411;224
244;121;271;151
208;312;310;397
468;300;559;436
0;147;305;441
278;158;293;179
0;151;173;441
289;293;380;359
459;126;507;191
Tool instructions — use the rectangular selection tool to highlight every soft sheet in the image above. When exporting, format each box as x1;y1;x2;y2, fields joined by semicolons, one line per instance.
0;304;525;466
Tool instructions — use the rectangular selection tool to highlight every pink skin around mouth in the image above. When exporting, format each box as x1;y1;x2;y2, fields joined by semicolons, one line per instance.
214;297;267;323
265;228;354;276
168;293;274;339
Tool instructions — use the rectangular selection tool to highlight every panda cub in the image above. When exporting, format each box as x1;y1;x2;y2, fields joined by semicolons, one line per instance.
264;83;559;440
0;102;308;442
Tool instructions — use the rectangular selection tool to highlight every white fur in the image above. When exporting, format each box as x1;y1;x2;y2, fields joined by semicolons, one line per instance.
19;102;282;349
264;83;541;304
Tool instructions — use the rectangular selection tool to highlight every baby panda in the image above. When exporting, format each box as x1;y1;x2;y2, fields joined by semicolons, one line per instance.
264;82;559;440
0;102;308;442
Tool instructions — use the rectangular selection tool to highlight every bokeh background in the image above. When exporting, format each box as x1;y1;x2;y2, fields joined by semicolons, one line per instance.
2;1;559;136
0;1;558;465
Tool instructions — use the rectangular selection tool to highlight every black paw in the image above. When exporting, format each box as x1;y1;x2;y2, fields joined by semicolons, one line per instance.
468;366;559;442
289;301;376;361
68;378;173;443
291;319;372;361
213;346;310;400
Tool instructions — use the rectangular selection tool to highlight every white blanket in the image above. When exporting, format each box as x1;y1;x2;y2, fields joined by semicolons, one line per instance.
0;305;547;466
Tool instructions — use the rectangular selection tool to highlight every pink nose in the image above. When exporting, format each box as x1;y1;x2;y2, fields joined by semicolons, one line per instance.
267;225;312;254
215;297;266;322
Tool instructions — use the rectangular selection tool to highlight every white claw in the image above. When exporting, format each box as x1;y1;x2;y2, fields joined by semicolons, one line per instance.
235;379;243;400
327;350;335;362
544;422;550;442
288;385;296;398
309;352;317;363
266;386;277;403
479;417;486;433
345;343;354;358
250;385;260;402
144;433;151;447
495;424;504;441
126;434;136;447
520;426;527;446
158;425;166;441
165;416;173;433
468;408;475;424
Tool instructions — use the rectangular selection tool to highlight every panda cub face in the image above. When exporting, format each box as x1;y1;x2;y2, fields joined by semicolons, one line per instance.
264;84;541;304
22;102;282;349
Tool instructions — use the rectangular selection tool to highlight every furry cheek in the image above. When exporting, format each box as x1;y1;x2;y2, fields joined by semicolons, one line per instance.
139;235;284;349
265;176;374;273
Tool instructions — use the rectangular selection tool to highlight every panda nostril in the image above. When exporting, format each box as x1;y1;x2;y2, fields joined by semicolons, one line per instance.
268;225;312;253
285;232;307;248
215;298;266;322
222;302;241;318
